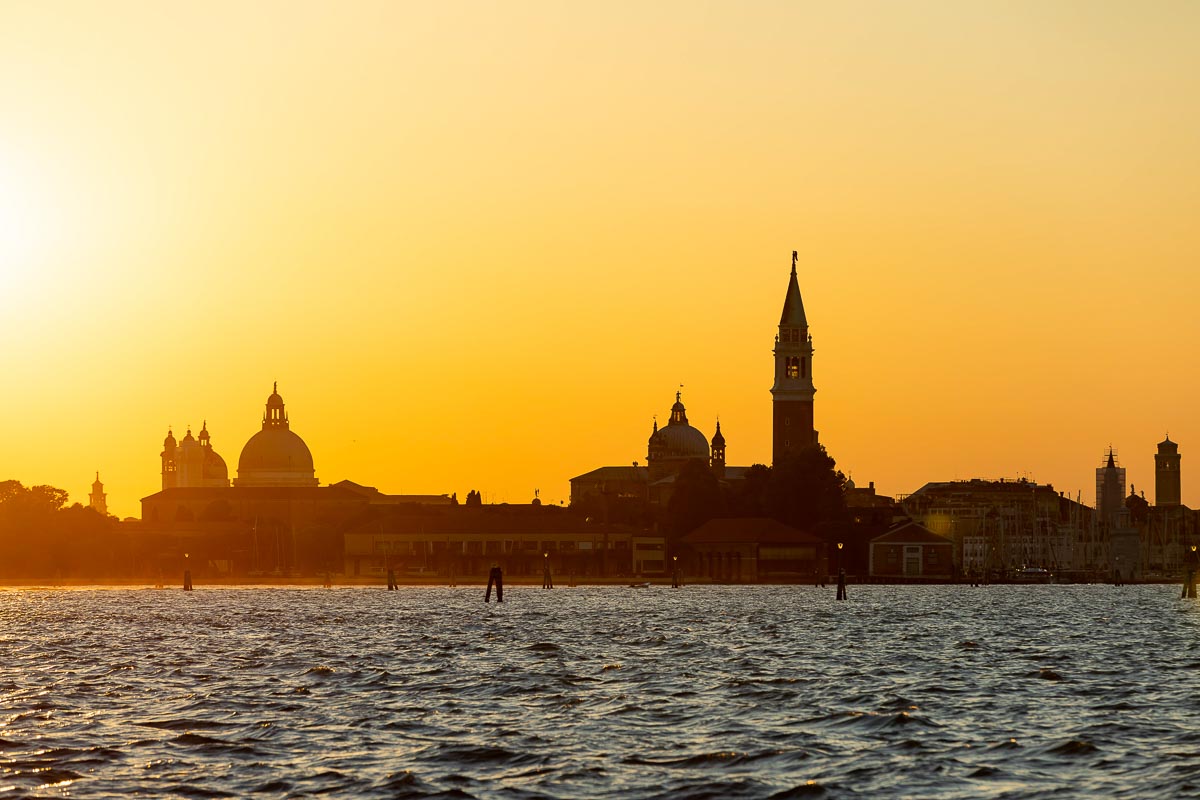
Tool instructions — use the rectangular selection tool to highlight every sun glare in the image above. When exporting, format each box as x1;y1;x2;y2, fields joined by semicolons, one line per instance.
0;154;53;304
0;150;52;259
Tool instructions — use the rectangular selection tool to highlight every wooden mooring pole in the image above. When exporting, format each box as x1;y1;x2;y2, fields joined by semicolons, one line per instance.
485;566;504;603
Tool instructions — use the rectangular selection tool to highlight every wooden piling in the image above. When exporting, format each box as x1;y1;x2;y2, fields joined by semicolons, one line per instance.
836;568;847;601
183;570;193;591
485;566;504;603
542;556;553;589
387;569;397;591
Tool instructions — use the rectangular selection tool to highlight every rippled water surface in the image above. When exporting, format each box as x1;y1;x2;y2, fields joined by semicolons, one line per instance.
2;585;1200;798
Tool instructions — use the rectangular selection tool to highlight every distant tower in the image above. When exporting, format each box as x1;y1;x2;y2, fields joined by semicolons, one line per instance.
1096;448;1127;528
161;428;178;490
89;472;107;516
710;421;726;479
1155;436;1181;506
772;251;817;464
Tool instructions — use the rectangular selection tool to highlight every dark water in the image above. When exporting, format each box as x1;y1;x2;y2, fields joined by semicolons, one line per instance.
2;585;1199;799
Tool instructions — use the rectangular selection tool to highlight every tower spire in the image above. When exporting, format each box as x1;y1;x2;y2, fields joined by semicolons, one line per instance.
771;250;817;463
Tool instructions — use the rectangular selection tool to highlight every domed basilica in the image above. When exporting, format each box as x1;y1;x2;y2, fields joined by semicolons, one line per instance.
570;251;819;517
159;383;317;489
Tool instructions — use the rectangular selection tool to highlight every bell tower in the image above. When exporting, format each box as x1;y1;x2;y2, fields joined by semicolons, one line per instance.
771;251;816;464
89;472;107;516
1155;435;1181;507
711;420;726;479
161;428;178;490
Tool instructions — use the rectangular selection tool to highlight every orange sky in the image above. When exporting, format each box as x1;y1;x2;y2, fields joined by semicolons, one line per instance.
2;2;1198;518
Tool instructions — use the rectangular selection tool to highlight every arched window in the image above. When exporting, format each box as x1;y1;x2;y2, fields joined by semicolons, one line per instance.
786;357;799;379
800;357;807;378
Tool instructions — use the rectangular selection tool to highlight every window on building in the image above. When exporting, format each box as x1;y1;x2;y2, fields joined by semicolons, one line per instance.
800;357;807;378
786;357;799;379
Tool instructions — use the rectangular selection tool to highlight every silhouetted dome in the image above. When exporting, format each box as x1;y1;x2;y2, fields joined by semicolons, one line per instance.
649;392;711;462
234;384;318;487
204;448;229;482
650;423;711;460
237;428;315;483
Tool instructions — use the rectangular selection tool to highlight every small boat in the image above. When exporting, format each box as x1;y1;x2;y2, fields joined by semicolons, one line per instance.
628;582;651;588
1013;567;1053;584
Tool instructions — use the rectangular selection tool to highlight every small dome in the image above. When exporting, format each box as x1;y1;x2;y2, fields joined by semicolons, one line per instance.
204;448;229;483
163;429;177;448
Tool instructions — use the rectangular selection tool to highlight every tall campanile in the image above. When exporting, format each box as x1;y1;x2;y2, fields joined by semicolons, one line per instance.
772;251;817;465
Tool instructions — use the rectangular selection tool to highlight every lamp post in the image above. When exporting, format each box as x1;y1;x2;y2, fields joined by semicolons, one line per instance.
836;542;846;601
183;552;193;591
1186;545;1198;599
672;555;680;589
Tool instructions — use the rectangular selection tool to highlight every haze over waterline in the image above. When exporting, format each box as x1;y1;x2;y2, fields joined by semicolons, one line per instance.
2;2;1198;517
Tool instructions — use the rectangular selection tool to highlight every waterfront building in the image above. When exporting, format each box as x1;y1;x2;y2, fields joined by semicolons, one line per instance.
678;518;827;582
903;478;1093;576
868;520;955;579
341;503;662;579
141;384;452;576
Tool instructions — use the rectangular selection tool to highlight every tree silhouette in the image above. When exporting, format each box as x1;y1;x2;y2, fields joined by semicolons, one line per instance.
765;445;847;534
665;459;726;538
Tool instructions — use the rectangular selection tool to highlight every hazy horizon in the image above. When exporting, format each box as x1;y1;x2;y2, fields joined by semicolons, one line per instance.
3;2;1198;517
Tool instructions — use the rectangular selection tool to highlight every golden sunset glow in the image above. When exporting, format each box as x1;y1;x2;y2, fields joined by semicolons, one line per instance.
2;2;1198;517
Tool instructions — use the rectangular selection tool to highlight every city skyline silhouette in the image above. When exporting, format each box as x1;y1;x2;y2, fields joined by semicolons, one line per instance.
2;3;1197;518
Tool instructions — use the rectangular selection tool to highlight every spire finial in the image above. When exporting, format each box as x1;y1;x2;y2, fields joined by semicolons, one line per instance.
791;250;797;274
273;380;278;394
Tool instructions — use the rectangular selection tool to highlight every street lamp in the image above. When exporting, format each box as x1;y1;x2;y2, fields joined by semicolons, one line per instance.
837;542;843;575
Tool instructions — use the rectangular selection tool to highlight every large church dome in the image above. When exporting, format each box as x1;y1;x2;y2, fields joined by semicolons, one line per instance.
648;393;711;461
234;384;318;487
